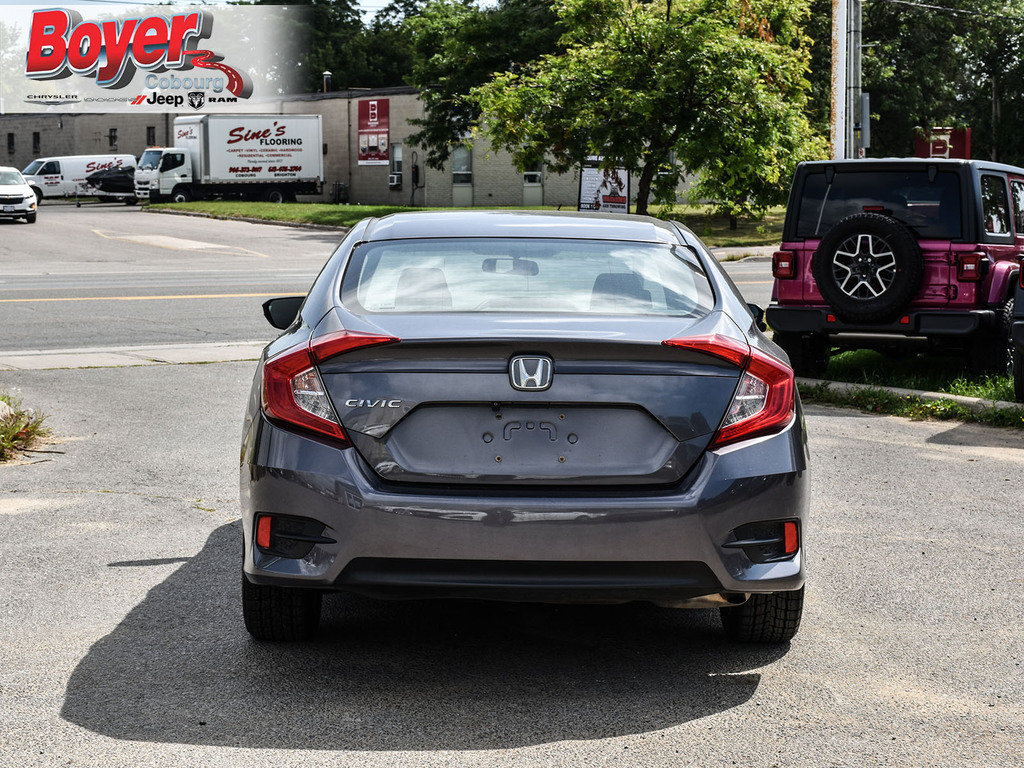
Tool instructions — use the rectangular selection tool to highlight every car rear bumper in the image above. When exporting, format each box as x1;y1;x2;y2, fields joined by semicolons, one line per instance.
766;306;996;337
241;411;809;601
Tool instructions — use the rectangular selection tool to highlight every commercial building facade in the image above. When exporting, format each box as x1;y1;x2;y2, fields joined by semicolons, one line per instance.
1;86;686;208
1;87;582;208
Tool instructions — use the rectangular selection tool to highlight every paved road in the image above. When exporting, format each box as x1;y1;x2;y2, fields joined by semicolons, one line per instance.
1;363;1021;766
8;208;1016;766
0;205;774;353
0;205;339;351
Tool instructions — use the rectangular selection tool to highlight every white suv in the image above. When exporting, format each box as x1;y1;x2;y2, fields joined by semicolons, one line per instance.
0;167;37;224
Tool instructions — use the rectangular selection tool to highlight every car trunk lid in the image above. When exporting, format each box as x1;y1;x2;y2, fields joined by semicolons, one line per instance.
316;311;744;487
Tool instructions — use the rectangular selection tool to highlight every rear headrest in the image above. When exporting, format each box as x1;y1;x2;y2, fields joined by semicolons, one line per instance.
590;272;651;311
394;267;452;311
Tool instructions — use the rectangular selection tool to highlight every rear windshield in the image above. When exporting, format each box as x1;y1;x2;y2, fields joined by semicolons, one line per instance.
22;160;42;175
341;237;714;316
795;169;962;239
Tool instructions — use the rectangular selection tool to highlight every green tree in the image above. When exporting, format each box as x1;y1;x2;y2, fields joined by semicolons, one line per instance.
406;0;563;168
475;0;825;217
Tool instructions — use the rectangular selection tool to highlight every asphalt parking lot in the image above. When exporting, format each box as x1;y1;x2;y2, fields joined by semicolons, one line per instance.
1;205;1021;766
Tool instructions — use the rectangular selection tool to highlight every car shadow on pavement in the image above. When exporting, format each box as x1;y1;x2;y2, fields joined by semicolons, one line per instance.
62;522;789;751
925;421;1024;450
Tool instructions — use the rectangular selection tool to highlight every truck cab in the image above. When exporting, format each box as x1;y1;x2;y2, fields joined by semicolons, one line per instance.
134;147;194;203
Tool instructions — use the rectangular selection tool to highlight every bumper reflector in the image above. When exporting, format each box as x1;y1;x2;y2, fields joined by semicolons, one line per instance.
784;521;799;554
256;515;272;549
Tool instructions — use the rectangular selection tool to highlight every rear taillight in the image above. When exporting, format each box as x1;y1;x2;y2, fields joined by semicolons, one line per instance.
261;330;398;443
772;250;796;279
957;252;987;282
662;336;796;448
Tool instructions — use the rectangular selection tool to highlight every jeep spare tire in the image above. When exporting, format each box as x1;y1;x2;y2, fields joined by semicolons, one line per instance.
811;213;923;323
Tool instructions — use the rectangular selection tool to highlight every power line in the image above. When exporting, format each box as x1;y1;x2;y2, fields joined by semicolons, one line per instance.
871;0;1024;23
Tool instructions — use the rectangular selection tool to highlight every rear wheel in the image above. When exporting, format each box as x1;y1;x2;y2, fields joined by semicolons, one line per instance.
773;332;829;378
30;187;43;205
263;187;286;204
968;298;1014;375
242;575;322;641
720;587;804;643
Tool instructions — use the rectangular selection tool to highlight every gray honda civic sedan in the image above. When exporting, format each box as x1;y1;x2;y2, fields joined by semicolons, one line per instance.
241;211;807;643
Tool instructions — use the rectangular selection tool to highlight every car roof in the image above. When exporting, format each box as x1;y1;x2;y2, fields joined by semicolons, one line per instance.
798;157;1024;176
362;210;683;244
0;167;21;173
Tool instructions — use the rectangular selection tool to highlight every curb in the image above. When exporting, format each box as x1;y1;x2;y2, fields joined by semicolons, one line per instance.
797;377;1024;414
0;341;266;371
142;207;349;232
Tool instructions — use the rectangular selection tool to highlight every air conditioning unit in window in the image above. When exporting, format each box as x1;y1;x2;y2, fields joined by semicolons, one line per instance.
388;173;402;189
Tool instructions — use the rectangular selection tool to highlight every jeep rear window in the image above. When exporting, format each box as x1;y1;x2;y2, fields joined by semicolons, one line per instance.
795;170;962;239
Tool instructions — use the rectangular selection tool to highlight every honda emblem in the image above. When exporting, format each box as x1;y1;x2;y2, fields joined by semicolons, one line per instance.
509;355;553;391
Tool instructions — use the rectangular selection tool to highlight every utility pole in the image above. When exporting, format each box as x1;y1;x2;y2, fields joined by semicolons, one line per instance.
831;0;848;159
848;0;863;157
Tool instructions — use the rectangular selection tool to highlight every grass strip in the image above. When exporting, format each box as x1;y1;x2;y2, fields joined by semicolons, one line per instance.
824;349;1015;401
146;201;784;248
799;381;1024;429
0;392;51;462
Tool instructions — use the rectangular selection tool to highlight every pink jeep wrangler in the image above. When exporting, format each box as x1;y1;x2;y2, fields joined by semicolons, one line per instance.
766;159;1022;391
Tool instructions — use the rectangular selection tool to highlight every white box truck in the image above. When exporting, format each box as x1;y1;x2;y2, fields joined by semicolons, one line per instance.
134;115;324;203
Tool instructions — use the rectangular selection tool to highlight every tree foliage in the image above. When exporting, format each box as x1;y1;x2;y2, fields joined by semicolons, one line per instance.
805;0;1024;164
405;0;563;168
474;0;825;216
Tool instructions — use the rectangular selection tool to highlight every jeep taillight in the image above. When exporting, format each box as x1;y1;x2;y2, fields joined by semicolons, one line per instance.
261;331;399;444
957;252;988;282
772;250;797;279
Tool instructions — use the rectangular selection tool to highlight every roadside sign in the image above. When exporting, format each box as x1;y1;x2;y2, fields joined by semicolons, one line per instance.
578;155;630;213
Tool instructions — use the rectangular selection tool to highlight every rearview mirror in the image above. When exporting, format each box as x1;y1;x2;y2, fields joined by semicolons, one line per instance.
262;296;304;330
747;303;767;332
482;257;539;276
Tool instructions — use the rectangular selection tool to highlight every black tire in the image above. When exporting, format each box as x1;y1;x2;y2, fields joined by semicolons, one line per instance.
242;575;322;641
812;213;924;323
124;196;137;206
263;187;286;204
1006;296;1023;402
148;192;162;204
30;187;43;205
773;332;829;378
720;587;804;643
24;212;36;224
170;186;192;203
1013;339;1023;402
968;298;1014;376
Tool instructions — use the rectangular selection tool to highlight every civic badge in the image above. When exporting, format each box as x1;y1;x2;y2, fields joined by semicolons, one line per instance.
509;355;553;391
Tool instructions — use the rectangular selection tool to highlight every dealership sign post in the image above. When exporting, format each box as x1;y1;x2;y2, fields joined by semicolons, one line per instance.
578;156;630;213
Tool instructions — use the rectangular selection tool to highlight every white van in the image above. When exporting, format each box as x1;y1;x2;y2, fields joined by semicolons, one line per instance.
22;154;136;202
